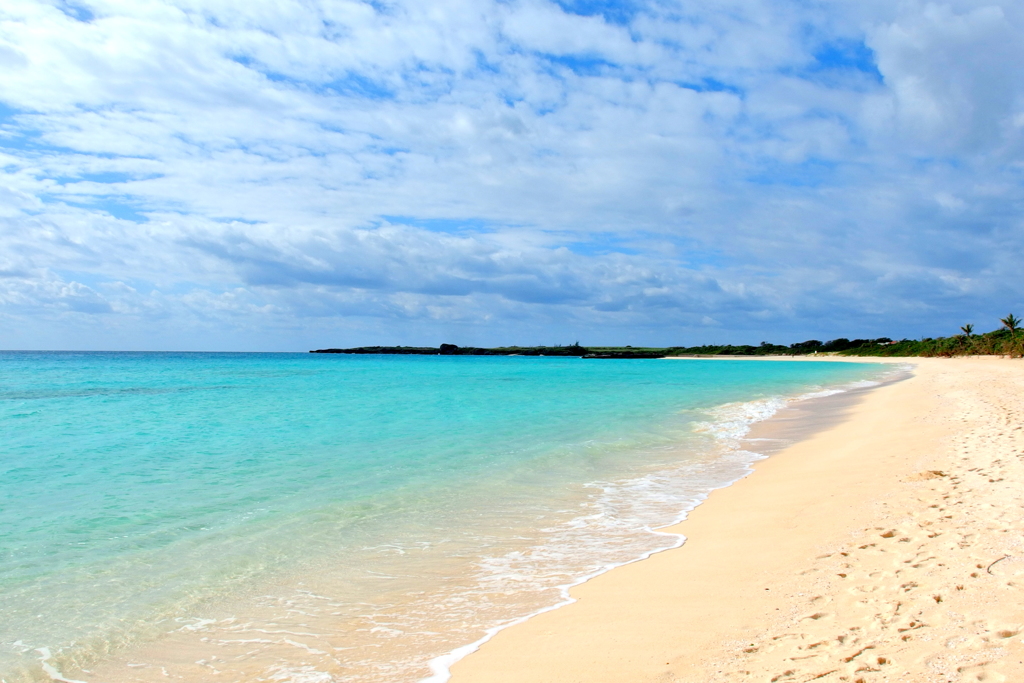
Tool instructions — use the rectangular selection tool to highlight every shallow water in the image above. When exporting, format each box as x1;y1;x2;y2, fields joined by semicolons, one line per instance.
0;352;891;682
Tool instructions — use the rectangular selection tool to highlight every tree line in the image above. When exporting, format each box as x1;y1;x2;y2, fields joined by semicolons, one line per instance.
311;315;1024;359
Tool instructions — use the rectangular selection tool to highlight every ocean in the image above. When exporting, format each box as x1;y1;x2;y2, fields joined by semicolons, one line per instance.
0;352;894;683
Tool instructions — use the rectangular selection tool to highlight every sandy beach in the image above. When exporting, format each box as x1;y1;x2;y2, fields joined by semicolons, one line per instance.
450;357;1024;683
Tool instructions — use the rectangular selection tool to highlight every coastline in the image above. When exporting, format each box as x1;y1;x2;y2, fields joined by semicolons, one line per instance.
423;360;904;682
448;357;1024;682
6;356;884;683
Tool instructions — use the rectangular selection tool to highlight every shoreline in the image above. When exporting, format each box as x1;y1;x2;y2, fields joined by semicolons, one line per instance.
12;357;886;683
423;361;909;681
448;357;1024;682
424;359;906;681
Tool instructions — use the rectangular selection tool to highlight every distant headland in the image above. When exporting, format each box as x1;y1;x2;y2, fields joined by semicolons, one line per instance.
311;318;1024;358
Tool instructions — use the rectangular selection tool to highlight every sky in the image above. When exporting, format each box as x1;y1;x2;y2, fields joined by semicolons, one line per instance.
1;0;1023;351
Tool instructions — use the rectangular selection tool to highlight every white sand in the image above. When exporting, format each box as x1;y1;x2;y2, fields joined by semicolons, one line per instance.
451;357;1024;683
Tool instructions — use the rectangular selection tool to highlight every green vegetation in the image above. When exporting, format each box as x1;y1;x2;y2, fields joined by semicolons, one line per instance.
312;343;596;357
312;315;1024;359
670;319;1024;358
1001;314;1021;336
836;327;1023;358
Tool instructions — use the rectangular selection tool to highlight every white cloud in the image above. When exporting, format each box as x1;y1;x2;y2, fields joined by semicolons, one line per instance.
1;0;1023;349
866;1;1024;155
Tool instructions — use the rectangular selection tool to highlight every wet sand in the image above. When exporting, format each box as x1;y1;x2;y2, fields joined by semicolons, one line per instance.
450;357;1024;683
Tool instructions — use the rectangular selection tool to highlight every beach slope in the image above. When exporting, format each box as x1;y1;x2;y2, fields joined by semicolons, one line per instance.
450;358;1024;683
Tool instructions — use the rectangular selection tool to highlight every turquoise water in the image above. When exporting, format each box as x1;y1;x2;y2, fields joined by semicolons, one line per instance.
0;352;890;682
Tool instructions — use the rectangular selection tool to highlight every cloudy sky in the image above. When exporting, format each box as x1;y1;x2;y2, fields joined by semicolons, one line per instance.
1;0;1022;350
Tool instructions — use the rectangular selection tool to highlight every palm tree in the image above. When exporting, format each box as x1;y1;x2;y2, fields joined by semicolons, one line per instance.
960;324;974;338
1001;314;1021;336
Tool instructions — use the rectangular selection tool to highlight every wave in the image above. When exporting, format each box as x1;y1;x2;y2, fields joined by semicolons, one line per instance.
420;371;904;682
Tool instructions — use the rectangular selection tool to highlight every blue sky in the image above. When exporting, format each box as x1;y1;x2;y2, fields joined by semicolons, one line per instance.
1;0;1023;350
